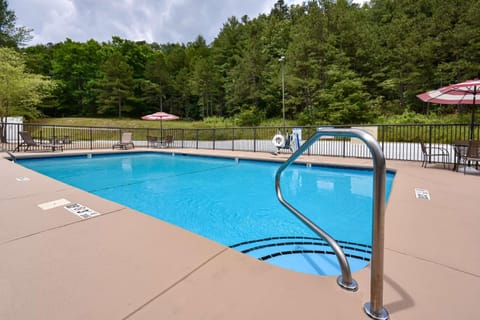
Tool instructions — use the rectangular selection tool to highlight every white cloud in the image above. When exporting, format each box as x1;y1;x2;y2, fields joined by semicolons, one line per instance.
10;0;369;46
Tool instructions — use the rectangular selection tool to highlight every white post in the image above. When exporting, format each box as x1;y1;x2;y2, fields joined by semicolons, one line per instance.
279;56;285;133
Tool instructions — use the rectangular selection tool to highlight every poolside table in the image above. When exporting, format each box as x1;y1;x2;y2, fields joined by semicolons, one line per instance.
453;140;480;171
50;135;71;145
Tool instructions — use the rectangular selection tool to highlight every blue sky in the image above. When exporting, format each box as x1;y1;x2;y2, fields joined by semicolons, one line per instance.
11;0;368;46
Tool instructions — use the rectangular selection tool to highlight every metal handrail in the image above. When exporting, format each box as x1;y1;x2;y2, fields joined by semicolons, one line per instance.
275;128;389;320
1;146;17;162
6;150;17;162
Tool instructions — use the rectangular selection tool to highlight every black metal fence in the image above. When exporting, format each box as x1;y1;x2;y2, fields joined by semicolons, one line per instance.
1;122;478;164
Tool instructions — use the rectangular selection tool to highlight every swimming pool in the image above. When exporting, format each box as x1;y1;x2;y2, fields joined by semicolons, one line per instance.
18;152;394;276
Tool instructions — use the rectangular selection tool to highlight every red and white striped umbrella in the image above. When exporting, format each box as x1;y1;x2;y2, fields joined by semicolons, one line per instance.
141;111;180;121
417;79;480;139
141;111;180;139
416;79;480;105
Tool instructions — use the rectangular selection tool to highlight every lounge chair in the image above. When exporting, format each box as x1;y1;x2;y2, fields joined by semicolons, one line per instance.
463;140;480;174
418;138;449;168
14;131;64;152
112;132;134;150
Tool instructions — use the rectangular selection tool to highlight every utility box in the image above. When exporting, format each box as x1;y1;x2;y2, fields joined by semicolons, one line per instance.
4;117;23;142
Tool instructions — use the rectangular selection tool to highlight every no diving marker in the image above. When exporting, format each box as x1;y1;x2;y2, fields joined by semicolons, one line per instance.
64;203;99;219
415;188;431;200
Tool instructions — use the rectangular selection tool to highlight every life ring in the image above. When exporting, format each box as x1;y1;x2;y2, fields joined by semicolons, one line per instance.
272;134;285;148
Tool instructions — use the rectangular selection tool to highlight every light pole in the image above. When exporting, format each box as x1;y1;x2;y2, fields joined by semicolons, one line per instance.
160;94;164;140
279;56;286;134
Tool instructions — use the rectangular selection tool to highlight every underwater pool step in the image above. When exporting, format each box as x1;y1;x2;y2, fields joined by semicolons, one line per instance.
230;236;372;275
231;236;371;259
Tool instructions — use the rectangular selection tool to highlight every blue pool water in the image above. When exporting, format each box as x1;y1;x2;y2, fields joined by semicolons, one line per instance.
18;152;394;276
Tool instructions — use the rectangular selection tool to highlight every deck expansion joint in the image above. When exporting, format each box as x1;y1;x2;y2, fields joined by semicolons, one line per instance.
121;247;230;320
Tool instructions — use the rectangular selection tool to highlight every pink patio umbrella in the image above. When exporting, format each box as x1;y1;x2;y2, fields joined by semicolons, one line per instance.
141;111;180;139
417;79;480;139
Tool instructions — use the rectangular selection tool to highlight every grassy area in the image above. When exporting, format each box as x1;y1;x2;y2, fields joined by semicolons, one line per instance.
32;117;203;129
31;117;297;129
30;109;471;130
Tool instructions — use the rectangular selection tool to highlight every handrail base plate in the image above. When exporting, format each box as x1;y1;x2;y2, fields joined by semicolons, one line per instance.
363;303;389;320
337;276;358;292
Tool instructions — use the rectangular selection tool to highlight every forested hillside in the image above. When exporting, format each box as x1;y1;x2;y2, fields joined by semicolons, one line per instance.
2;0;480;125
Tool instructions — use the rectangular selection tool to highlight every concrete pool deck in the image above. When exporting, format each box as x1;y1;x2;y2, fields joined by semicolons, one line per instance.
1;148;479;319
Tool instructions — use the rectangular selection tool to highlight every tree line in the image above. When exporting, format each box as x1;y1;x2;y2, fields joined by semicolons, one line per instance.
1;0;480;126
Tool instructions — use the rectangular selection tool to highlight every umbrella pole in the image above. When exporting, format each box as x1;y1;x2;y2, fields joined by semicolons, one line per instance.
160;95;164;141
470;92;476;140
471;108;475;140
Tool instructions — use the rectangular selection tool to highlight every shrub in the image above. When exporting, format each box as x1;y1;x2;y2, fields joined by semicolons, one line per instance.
236;106;265;127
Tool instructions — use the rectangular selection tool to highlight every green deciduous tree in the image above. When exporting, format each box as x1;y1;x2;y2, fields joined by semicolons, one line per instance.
0;0;32;48
51;39;103;116
0;47;56;141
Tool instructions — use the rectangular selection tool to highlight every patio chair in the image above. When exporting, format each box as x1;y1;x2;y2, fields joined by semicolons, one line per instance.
62;135;72;144
463;140;480;175
452;141;468;171
14;131;64;152
159;135;174;148
418;138;449;168
146;135;159;148
112;132;134;150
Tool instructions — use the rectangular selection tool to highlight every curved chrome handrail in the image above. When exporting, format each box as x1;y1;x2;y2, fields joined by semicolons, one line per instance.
5;150;17;162
274;128;389;319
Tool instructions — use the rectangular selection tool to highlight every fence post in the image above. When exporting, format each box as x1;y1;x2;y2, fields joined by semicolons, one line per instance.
213;128;216;150
181;129;184;148
380;125;385;150
89;127;93;150
232;128;235;151
253;127;257;152
52;125;56;144
195;129;199;149
428;125;433;164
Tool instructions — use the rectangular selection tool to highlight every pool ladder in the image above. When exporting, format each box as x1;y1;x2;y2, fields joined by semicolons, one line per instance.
275;128;389;320
1;147;17;162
